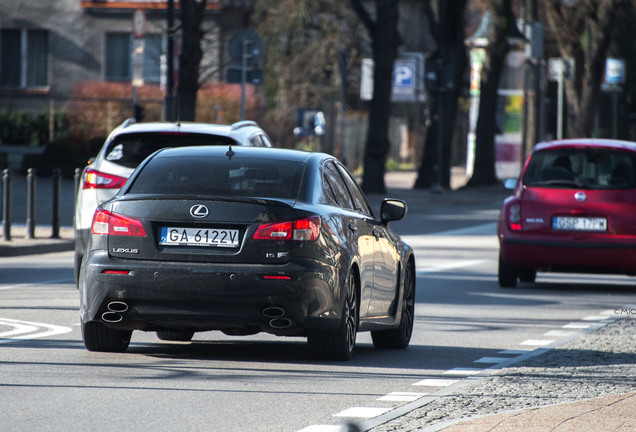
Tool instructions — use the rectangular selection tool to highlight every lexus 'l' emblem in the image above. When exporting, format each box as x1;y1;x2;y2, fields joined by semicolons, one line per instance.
574;191;587;202
190;204;209;218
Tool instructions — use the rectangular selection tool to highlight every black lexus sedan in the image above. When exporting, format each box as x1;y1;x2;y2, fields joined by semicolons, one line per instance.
79;146;415;360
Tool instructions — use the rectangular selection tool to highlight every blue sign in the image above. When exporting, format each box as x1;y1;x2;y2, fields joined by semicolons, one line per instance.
393;63;415;88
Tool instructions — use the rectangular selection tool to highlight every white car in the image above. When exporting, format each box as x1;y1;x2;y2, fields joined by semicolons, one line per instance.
74;119;273;284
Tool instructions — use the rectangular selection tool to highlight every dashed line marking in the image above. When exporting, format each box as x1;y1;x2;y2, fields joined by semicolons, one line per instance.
544;330;574;337
297;308;626;432
499;349;530;355
474;357;509;364
333;407;391;418
443;367;483;376
377;392;427;402
520;339;555;346
582;315;610;321
563;322;592;329
413;378;460;387
297;426;349;432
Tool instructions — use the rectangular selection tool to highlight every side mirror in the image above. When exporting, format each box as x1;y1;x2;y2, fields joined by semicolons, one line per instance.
503;178;518;190
380;199;407;225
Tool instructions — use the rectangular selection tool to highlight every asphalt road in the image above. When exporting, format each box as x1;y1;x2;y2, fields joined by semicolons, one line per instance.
1;185;635;432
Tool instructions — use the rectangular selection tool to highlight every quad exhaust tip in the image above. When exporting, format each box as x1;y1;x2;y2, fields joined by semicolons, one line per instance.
262;307;292;328
102;301;130;323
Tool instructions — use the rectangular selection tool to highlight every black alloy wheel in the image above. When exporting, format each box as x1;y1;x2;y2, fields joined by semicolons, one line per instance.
372;261;415;349
308;270;358;361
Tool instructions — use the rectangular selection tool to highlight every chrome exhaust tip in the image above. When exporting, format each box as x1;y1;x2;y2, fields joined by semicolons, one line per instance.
101;312;123;323
269;318;292;329
262;306;286;318
107;301;129;313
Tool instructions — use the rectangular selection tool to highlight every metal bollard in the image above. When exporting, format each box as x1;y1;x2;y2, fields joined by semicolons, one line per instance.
51;168;61;239
26;168;36;239
2;169;11;241
74;167;82;210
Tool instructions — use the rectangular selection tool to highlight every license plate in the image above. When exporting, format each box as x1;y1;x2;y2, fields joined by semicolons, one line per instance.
160;227;240;247
552;216;607;232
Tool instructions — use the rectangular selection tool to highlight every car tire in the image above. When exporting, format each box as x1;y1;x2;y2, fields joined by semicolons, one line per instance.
498;252;518;288
371;261;415;349
307;270;358;361
81;321;132;352
156;331;194;342
519;269;537;283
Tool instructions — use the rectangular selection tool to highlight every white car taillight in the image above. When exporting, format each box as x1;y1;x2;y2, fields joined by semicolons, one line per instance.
91;209;147;237
508;204;522;231
83;168;127;189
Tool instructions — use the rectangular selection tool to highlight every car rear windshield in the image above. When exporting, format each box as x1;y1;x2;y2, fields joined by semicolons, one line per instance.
524;148;636;189
126;155;304;200
104;133;237;169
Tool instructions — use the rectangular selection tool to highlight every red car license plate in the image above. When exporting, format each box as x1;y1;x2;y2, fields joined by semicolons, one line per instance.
552;216;607;232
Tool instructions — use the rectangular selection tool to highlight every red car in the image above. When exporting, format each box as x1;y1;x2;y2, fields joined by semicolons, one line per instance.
497;138;636;287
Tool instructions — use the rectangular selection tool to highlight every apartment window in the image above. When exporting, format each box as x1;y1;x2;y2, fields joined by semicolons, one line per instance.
0;29;49;88
105;33;163;83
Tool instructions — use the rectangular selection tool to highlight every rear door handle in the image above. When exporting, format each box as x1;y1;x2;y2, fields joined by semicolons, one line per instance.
372;229;380;240
348;222;358;234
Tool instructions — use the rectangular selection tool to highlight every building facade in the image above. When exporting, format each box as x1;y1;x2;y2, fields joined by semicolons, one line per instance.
0;0;251;116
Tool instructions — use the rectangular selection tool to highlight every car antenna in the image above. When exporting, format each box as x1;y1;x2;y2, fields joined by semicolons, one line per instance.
225;144;235;160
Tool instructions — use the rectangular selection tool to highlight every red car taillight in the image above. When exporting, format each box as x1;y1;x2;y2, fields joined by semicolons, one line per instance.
82;168;127;190
508;204;522;231
91;209;147;237
253;216;321;241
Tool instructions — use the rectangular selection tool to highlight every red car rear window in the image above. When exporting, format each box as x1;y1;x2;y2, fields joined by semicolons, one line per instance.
523;148;636;190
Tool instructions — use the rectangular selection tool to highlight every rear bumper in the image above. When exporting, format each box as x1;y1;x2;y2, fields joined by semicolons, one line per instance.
500;238;636;274
80;251;343;335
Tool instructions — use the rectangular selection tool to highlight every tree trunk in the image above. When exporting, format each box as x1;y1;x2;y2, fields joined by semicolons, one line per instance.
178;0;207;122
350;0;400;194
415;0;468;190
466;1;512;187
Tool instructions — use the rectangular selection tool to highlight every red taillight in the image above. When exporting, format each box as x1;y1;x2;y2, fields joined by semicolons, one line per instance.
262;275;292;280
253;216;321;241
102;270;131;275
508;204;522;231
82;168;127;190
91;209;147;237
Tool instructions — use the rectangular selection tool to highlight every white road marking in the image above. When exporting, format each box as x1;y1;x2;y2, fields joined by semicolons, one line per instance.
377;392;427;402
413;378;459;387
443;367;483;376
498;349;530;355
297;426;352;432
474;357;508;364
563;322;592;329
582;315;610;321
544;330;574;337
333;407;391;418
0;317;72;343
520;339;555;346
